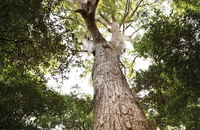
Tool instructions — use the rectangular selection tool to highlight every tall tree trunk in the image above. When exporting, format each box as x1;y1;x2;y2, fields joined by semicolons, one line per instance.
76;0;155;129
92;43;155;130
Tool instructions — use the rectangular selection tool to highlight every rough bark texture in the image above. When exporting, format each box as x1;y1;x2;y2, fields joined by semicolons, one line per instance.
76;0;156;129
92;43;155;130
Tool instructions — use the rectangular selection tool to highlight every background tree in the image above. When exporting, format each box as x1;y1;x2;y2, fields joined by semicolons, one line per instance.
134;0;200;129
34;88;93;130
0;68;67;129
0;0;91;129
0;69;93;129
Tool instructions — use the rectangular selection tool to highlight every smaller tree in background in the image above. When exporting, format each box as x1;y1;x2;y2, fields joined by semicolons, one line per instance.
0;68;93;129
0;0;92;129
134;4;200;129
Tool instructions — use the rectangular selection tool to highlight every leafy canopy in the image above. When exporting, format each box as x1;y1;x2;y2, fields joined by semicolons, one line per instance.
0;0;92;129
134;2;200;129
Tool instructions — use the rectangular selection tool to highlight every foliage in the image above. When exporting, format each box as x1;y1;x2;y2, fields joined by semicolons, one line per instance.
3;0;200;129
53;0;159;40
0;68;93;129
173;0;200;13
0;68;67;129
0;0;92;129
34;89;93;130
0;0;80;76
134;8;200;130
62;92;93;130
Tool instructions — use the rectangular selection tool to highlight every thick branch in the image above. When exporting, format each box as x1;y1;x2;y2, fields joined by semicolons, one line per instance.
75;0;106;43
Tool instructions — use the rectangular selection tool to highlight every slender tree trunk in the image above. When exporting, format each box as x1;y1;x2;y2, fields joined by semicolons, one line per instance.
76;0;156;129
92;44;155;130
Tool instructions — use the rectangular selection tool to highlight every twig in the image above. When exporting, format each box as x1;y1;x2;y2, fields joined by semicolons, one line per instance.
120;60;127;76
99;13;112;25
72;49;88;53
130;28;140;37
52;13;76;21
120;0;131;26
128;55;139;78
97;19;107;28
129;0;144;18
96;19;111;32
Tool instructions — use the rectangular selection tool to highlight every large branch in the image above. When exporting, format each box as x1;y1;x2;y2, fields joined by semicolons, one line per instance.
75;0;106;43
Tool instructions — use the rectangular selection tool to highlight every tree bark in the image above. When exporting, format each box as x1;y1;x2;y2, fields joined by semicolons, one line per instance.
76;0;156;129
92;44;155;130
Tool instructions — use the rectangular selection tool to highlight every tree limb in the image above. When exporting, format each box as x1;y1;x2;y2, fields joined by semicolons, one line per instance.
72;49;88;53
96;19;111;32
52;13;76;21
130;28;140;37
128;55;139;78
129;0;144;18
99;13;112;25
120;0;131;26
75;0;106;43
